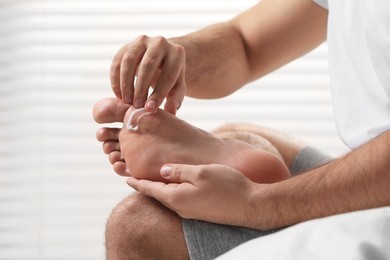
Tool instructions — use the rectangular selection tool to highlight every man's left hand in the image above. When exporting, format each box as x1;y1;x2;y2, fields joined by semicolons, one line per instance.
126;164;262;228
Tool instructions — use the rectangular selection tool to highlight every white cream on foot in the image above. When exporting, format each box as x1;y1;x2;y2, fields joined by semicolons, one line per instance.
126;108;155;132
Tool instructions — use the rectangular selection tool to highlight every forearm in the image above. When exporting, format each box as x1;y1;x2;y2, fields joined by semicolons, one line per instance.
252;130;390;230
170;0;327;99
170;22;251;99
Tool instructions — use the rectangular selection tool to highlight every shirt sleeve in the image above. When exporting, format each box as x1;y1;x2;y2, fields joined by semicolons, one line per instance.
312;0;328;9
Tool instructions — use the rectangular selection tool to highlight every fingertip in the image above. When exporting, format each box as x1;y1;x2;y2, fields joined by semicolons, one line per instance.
134;99;145;109
145;99;157;112
160;164;173;178
124;95;133;105
161;164;190;183
120;86;132;105
126;176;134;184
126;177;138;190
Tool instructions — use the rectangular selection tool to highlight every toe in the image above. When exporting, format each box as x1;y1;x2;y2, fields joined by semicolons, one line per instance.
109;151;123;165
96;127;121;142
113;162;129;176
103;141;121;154
93;97;130;124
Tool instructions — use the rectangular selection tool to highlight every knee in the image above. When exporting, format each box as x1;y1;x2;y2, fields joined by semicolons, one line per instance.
105;192;188;259
212;123;243;135
212;123;254;143
213;128;283;160
106;192;143;228
105;192;163;259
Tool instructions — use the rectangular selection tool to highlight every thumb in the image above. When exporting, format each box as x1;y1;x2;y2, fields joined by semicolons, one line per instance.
160;164;196;183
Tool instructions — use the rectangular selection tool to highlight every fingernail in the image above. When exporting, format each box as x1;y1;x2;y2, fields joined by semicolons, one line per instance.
124;95;132;104
146;100;157;111
134;99;144;108
161;165;172;178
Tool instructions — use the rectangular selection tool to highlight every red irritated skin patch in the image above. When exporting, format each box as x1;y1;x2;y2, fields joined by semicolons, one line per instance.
126;108;156;132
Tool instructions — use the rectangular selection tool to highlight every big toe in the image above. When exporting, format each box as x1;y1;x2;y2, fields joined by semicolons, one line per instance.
93;98;130;124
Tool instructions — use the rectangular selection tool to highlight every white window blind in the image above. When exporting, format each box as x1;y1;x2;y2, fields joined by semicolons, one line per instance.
0;0;348;259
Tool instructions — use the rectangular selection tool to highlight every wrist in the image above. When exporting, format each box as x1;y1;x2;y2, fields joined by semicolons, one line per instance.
249;179;306;230
248;182;283;230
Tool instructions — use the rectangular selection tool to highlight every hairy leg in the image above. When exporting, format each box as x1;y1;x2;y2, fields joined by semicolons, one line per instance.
103;132;288;259
94;101;189;259
93;99;306;259
214;130;284;160
105;192;189;260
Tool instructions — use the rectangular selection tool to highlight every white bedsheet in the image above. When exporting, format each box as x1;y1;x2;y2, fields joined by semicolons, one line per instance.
218;207;390;260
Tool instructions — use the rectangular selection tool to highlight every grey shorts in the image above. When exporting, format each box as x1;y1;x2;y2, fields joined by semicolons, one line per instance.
182;146;333;260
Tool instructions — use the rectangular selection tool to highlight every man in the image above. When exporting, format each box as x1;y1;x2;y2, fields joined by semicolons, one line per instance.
95;0;390;258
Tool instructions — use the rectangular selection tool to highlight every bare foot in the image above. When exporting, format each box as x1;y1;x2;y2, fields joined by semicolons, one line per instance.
93;98;130;176
119;105;290;183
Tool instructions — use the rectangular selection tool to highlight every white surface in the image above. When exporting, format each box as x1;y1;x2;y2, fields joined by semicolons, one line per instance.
218;207;390;260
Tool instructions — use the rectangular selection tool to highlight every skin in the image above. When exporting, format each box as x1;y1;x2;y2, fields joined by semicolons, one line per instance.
94;98;290;183
110;36;186;114
93;98;305;177
93;99;303;259
110;0;327;112
102;0;326;176
96;0;390;258
128;130;390;230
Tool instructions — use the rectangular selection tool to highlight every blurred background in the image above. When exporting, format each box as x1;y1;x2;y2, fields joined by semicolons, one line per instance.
0;0;348;259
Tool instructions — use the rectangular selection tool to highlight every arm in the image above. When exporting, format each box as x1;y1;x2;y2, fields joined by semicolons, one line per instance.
126;130;390;230
253;130;390;230
111;0;327;110
172;0;328;98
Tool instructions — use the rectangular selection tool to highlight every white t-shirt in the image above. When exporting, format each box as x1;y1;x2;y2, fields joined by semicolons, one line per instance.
313;0;390;149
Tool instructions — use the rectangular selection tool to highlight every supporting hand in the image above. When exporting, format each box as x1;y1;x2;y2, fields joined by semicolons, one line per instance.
126;164;262;228
110;35;186;115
